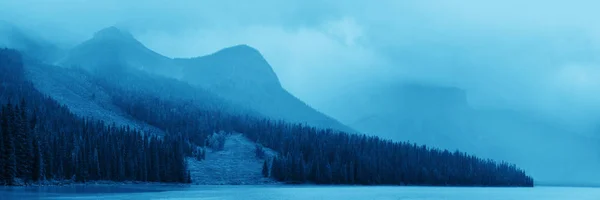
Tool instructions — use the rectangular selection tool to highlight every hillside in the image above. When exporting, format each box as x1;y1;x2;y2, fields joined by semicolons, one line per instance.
60;27;353;133
0;49;190;185
24;61;165;135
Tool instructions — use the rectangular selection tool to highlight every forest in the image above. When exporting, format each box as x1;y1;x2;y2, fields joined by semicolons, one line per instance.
0;48;534;186
0;49;189;185
91;62;534;187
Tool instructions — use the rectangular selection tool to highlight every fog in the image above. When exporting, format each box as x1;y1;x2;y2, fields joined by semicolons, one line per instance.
1;0;599;185
2;0;600;121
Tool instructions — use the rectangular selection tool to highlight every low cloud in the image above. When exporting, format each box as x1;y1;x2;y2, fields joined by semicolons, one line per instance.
2;0;600;121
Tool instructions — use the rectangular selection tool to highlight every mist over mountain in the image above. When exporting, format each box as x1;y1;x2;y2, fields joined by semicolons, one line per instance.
319;81;600;185
60;26;177;77
0;21;63;62
175;45;354;132
59;26;352;132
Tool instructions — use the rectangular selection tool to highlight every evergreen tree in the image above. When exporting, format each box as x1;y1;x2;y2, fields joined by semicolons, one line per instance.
262;160;269;177
31;134;42;182
2;103;17;185
0;49;190;185
15;100;32;182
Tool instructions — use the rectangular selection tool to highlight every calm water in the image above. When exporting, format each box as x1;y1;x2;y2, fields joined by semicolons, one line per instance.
1;185;598;200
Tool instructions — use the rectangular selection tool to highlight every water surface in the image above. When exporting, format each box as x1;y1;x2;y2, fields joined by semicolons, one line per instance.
1;185;597;199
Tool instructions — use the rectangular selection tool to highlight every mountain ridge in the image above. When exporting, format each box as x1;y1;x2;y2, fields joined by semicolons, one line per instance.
59;26;354;132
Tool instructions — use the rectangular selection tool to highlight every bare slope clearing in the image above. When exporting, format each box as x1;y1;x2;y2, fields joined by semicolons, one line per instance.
187;134;276;185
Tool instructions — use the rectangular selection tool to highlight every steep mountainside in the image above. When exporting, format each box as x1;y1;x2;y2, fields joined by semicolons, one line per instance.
23;60;165;134
60;27;352;132
319;82;600;185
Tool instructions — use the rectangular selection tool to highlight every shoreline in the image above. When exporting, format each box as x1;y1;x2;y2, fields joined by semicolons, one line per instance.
0;180;189;187
1;182;536;188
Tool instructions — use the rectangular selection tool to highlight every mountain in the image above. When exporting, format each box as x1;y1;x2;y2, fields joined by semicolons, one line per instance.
320;82;472;149
60;27;353;132
60;26;176;76
318;81;600;185
177;45;281;90
175;45;353;132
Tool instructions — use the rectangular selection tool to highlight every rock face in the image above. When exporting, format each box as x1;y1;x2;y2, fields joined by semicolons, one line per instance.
61;26;353;132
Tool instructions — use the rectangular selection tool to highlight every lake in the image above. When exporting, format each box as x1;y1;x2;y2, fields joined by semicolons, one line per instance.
1;185;598;199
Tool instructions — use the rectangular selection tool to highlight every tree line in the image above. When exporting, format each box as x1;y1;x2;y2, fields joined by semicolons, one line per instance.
0;49;190;185
259;122;533;186
91;66;534;187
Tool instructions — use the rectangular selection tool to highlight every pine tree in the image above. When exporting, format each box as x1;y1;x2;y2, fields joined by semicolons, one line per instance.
0;106;5;185
31;134;42;182
187;170;192;183
2;104;17;185
15;100;32;182
262;160;269;177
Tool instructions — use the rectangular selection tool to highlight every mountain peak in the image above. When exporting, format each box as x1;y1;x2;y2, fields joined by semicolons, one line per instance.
211;44;262;58
93;26;135;41
221;44;258;52
61;26;175;75
183;44;281;88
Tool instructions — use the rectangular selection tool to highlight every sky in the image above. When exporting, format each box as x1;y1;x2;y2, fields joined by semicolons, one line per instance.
1;0;600;124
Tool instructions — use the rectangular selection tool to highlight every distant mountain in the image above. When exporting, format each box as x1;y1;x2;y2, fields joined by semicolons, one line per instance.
60;26;353;132
319;81;600;186
320;82;472;149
